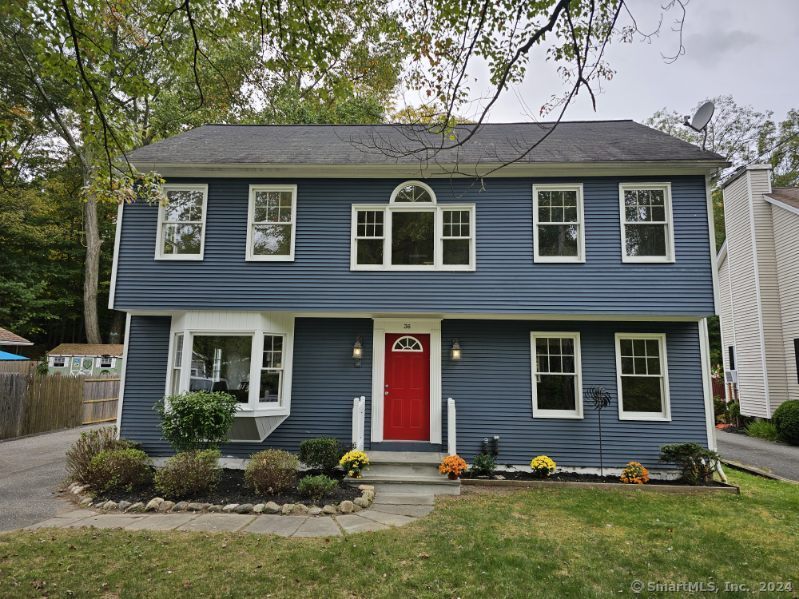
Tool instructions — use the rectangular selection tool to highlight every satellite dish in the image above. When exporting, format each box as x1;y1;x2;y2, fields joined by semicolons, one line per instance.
682;100;715;149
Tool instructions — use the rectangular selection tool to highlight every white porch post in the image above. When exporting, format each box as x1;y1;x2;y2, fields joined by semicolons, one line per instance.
352;396;366;450
447;397;456;456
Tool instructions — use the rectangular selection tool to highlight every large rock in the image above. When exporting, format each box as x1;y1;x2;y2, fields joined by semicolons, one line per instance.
208;504;223;513
281;503;294;515
145;498;164;512
222;504;239;513
354;496;370;508
158;501;175;513
79;497;93;508
118;500;132;512
338;500;355;514
264;501;281;514
102;500;118;511
172;501;189;512
187;502;205;512
127;501;145;513
308;506;322;516
253;504;266;514
292;504;309;515
321;504;337;515
234;503;254;514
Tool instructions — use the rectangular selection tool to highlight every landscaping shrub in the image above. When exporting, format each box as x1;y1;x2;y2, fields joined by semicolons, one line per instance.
297;474;338;501
773;400;799;445
727;400;741;427
298;437;345;473
471;452;496;476
713;396;728;424
245;449;299;495
86;448;152;493
620;461;649;484
745;419;779;442
155;391;239;451
530;455;556;478
659;443;719;485
66;426;133;484
154;449;221;499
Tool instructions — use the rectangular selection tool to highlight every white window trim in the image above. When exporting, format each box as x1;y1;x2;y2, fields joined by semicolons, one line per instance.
245;184;297;261
389;180;436;204
165;312;294;417
615;332;671;421
532;184;586;263
619;182;675;264
51;356;66;368
350;204;476;272
154;183;208;260
530;332;583;419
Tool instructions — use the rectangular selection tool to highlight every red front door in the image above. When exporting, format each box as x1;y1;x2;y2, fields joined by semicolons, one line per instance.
383;333;430;441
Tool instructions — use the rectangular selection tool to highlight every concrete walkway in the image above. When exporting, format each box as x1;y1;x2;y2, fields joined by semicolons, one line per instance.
717;430;799;482
24;493;434;537
0;425;105;532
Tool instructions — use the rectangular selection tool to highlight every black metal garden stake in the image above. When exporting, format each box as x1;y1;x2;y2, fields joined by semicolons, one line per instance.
585;386;612;477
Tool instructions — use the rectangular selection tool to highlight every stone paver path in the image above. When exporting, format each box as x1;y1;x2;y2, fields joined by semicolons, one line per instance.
24;493;435;538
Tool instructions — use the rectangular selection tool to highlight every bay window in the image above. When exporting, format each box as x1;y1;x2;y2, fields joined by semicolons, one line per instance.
351;181;475;270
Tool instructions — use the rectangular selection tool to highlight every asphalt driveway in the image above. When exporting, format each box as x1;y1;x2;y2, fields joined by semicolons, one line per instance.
717;430;799;482
0;425;104;532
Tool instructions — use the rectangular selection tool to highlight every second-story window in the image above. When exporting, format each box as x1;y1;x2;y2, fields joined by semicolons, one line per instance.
156;184;208;259
351;181;475;271
533;184;585;262
247;185;297;261
619;183;674;263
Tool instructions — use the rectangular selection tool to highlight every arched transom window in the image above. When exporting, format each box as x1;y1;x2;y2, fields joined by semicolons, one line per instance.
351;181;475;271
392;335;424;352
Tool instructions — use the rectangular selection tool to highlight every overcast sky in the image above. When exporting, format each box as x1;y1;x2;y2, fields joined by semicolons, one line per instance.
479;0;798;124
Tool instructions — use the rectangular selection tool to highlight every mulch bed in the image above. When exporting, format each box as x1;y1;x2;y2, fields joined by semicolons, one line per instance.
94;469;361;506
461;471;729;487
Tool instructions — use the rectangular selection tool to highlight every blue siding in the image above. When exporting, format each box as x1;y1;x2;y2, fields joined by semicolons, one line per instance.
442;320;708;466
120;315;708;466
120;316;372;456
114;176;714;316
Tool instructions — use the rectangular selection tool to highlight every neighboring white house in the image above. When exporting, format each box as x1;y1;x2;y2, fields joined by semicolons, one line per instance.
48;343;124;377
717;165;799;418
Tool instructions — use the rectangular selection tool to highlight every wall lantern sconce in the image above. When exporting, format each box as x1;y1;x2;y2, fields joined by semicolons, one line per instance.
450;339;462;361
352;337;363;367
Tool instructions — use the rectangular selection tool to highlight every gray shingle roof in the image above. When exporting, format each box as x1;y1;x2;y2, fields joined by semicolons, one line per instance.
128;121;726;167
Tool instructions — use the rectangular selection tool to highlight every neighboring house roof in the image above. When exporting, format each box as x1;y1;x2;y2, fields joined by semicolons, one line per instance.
0;349;29;360
0;327;33;346
127;121;726;167
49;343;124;357
765;187;799;215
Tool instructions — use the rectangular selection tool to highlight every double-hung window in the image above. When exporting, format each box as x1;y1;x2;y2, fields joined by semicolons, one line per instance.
247;185;297;260
351;181;475;270
170;333;184;396
615;333;670;420
260;335;284;403
531;333;583;418
156;184;208;259
533;184;585;262
620;183;674;262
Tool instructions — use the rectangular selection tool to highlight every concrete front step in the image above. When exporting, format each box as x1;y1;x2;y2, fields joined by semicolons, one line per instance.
366;450;445;465
365;462;449;478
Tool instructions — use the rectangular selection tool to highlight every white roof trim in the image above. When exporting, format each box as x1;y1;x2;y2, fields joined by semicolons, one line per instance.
764;195;799;217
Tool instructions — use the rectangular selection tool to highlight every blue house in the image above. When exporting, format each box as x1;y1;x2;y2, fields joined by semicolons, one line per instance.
113;121;727;473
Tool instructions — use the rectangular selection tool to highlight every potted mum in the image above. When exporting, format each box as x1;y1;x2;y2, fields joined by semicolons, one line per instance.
620;461;650;484
530;455;556;478
439;455;468;480
339;449;369;478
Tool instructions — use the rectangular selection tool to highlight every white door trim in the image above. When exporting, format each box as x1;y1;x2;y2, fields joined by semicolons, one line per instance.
371;318;442;444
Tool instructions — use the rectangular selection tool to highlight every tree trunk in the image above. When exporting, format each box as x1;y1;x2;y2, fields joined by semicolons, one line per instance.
82;164;102;344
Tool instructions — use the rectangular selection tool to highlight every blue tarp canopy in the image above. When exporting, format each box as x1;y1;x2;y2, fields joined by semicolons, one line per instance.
0;350;29;360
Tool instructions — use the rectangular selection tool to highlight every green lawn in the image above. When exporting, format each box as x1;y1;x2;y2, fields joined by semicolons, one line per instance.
1;472;797;598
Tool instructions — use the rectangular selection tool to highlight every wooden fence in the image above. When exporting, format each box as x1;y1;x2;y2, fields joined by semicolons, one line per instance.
0;374;120;440
82;377;121;424
0;361;37;375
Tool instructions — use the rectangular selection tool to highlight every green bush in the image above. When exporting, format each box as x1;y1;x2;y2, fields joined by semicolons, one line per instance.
471;452;496;476
297;474;338;502
155;391;239;451
154;450;221;499
298;437;345;473
86;448;152;493
773;400;799;445
745;419;779;442
66;426;134;484
245;449;299;495
659;443;720;485
713;396;728;424
727;400;741;426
